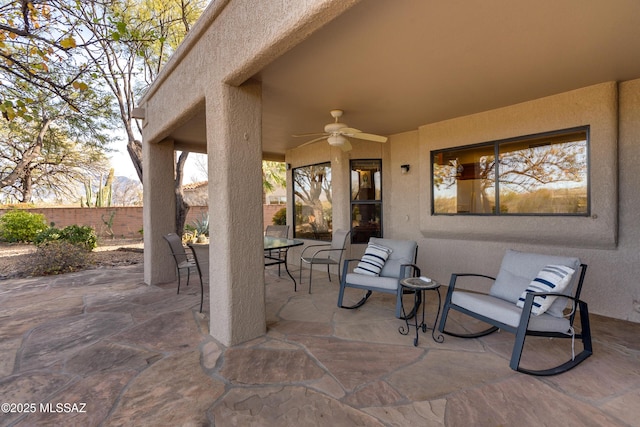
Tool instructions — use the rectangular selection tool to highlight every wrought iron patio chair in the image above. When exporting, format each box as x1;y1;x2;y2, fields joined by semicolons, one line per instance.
338;238;419;318
163;233;202;297
299;229;350;293
186;243;206;313
438;249;591;375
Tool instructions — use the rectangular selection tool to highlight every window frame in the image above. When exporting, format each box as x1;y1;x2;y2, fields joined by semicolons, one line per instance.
292;161;333;241
350;159;383;243
430;126;590;216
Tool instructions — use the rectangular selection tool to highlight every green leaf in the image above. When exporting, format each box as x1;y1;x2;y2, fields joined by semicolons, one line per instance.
116;21;127;34
60;37;77;49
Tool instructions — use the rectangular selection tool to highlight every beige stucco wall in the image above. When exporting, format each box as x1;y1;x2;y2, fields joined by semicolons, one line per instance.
382;81;639;322
288;80;639;322
139;0;363;345
419;82;617;248
139;0;639;346
139;0;359;147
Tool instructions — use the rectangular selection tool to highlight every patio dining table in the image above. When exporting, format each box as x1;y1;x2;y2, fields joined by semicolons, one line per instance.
189;237;304;290
264;236;304;290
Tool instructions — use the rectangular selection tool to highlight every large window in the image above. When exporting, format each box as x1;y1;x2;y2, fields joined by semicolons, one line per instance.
432;127;589;215
351;159;382;243
293;162;332;241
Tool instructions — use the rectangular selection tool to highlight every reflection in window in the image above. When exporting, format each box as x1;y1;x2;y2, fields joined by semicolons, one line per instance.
433;145;495;214
432;127;589;215
351;159;382;243
293;162;332;241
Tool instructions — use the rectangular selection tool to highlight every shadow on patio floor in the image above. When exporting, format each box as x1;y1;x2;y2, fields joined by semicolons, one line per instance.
1;264;639;426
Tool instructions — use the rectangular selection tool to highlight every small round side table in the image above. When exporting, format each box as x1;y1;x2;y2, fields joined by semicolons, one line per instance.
399;277;445;346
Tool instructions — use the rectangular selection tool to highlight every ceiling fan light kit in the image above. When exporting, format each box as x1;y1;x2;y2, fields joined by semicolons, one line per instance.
294;109;388;152
328;135;348;146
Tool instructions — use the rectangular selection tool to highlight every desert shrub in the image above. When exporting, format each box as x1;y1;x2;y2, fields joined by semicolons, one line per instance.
272;207;286;225
23;240;91;276
0;210;47;242
34;227;63;245
192;213;209;236
60;225;97;251
34;225;97;251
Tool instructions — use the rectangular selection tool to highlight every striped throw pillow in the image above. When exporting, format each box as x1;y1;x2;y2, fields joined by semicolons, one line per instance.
353;243;393;276
516;264;575;316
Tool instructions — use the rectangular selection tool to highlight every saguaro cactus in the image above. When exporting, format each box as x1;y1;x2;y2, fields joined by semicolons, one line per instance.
83;168;114;207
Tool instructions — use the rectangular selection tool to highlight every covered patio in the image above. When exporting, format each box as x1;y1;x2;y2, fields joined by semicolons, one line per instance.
1;265;639;425
138;0;640;349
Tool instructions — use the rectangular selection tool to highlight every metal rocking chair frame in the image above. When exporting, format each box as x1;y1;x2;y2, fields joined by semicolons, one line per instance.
438;254;591;376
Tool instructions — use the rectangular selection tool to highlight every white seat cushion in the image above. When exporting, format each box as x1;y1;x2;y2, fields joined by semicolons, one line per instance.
344;273;399;291
452;291;571;333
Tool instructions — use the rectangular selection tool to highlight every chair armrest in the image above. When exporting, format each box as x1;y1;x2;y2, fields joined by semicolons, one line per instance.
442;273;496;307
401;263;421;278
300;243;330;258
342;258;360;275
185;247;197;262
518;291;588;333
309;247;344;258
448;273;496;291
342;258;360;270
522;291;585;316
340;258;368;284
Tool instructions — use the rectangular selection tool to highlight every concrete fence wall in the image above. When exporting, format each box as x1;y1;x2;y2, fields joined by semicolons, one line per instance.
0;205;284;239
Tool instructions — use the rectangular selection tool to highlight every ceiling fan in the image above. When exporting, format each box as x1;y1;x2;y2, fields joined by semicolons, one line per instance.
293;109;388;151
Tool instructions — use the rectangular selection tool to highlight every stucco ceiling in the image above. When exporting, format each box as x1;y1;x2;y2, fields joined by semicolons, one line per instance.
172;0;640;156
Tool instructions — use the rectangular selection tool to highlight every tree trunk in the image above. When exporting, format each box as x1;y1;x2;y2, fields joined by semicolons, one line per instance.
174;151;190;237
127;139;144;184
21;168;33;203
0;117;51;191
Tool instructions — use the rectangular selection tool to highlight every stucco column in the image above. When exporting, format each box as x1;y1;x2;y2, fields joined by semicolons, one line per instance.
207;80;265;346
143;139;177;285
330;146;351;233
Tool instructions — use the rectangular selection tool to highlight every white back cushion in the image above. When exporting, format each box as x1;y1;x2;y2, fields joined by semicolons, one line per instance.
370;238;417;278
489;249;581;317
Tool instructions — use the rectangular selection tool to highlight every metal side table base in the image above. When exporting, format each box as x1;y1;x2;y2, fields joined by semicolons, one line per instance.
399;277;445;346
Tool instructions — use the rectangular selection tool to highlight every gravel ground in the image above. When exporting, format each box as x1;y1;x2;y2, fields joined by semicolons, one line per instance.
0;239;144;280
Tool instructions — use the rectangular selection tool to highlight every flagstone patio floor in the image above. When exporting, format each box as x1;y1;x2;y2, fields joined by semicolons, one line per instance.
1;263;639;426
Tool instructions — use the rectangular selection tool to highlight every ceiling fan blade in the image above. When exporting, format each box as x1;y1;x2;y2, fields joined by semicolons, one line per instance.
339;140;352;152
348;132;388;143
340;127;361;135
292;132;327;138
296;136;327;148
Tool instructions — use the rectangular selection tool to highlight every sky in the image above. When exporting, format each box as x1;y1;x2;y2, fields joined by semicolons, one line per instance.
108;145;139;180
107;139;208;184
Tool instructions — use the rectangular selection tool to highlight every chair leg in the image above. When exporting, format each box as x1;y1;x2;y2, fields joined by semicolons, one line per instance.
395;288;404;318
299;260;303;285
437;296;451;333
176;268;181;294
308;264;313;294
337;280;346;308
199;275;204;313
326;264;331;282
